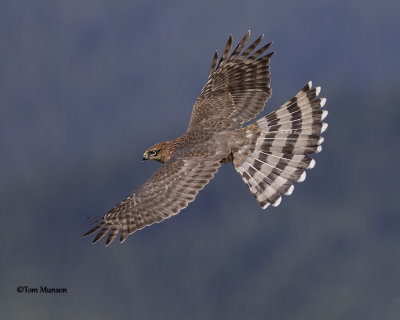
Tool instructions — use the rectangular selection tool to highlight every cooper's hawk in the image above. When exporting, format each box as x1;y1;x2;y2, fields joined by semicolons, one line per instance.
84;30;328;245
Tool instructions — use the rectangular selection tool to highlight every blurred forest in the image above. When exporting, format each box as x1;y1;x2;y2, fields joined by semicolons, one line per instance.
1;0;400;319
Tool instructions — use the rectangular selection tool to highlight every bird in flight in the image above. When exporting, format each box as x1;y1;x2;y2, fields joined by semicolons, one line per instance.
84;30;328;245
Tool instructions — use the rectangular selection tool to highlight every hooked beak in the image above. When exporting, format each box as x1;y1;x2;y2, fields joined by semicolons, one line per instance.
142;153;148;161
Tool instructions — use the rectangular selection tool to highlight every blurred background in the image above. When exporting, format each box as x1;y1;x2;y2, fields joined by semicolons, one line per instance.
1;0;399;319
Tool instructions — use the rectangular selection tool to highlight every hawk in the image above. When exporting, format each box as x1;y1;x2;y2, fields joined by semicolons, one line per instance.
84;30;328;245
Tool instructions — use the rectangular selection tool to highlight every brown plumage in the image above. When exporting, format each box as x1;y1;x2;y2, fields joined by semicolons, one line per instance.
83;30;328;245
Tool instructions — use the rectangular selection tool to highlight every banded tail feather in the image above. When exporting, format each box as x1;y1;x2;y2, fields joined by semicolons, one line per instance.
233;81;328;209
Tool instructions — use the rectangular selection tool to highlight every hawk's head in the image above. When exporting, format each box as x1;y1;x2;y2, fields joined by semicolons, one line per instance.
143;141;172;163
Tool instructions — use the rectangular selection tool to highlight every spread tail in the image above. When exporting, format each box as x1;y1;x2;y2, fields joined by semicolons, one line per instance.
232;81;328;209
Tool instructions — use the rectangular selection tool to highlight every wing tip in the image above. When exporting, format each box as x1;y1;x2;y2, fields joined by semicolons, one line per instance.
82;230;93;237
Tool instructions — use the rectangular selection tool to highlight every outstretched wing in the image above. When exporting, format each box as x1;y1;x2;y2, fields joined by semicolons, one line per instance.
83;157;221;245
188;30;275;132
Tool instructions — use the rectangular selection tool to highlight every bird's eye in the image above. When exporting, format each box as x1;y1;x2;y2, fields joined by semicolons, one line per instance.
150;150;158;156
